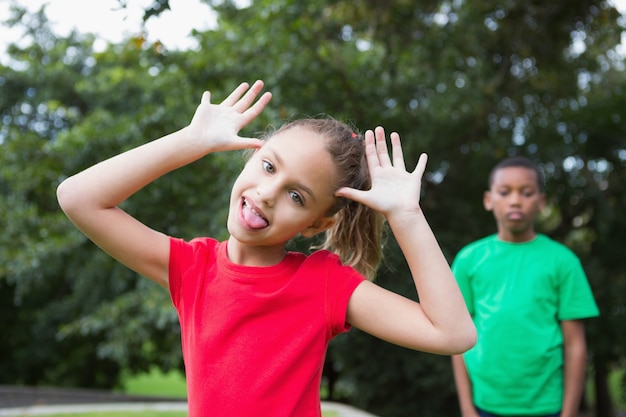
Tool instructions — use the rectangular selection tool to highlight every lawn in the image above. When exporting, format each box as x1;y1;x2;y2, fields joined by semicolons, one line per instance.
40;365;612;417
119;366;626;415
25;413;188;417
7;364;621;417
18;413;339;417
119;367;187;398
111;367;339;416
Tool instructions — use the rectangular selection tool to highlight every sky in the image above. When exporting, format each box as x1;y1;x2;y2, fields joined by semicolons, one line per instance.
0;0;218;62
0;0;624;64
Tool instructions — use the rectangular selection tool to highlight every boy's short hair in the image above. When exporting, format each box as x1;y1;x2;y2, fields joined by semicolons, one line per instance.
488;156;545;192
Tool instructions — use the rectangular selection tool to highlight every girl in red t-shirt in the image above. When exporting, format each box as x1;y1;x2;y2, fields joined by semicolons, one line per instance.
57;80;476;417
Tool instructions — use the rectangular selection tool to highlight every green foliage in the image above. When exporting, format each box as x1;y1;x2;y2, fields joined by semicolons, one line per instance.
1;1;625;416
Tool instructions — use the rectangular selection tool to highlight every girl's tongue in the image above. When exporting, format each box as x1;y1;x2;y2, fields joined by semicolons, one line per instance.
242;200;269;229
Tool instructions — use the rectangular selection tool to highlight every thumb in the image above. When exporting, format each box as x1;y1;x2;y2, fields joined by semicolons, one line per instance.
335;187;366;205
231;136;264;150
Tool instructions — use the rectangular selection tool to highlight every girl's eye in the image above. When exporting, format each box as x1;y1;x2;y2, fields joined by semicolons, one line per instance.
289;191;303;206
262;160;275;173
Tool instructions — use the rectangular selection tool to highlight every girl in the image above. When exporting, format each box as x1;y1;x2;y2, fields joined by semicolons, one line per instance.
57;80;476;417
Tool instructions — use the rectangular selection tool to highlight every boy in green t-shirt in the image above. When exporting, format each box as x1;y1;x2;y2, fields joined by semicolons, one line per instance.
451;156;599;417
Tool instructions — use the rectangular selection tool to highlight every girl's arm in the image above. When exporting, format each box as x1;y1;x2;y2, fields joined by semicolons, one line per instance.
339;127;476;354
57;81;271;288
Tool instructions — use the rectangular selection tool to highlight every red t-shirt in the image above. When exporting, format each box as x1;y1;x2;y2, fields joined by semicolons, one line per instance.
168;237;364;417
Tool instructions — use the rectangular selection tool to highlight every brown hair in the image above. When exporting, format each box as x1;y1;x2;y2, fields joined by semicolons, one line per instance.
268;117;385;281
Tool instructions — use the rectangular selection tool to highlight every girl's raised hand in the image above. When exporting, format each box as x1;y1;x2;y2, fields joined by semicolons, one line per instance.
185;80;272;152
336;126;428;218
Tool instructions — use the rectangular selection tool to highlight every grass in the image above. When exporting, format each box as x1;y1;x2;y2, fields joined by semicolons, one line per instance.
109;367;338;416
120;367;187;398
26;411;338;417
25;413;187;417
25;366;617;417
119;366;624;416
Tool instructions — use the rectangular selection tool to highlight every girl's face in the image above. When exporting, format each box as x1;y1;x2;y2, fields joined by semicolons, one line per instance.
483;166;546;242
227;127;339;262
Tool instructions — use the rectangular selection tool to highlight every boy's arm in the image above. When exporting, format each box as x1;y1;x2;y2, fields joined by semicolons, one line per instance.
451;355;480;417
57;81;271;287
342;127;476;354
560;319;588;417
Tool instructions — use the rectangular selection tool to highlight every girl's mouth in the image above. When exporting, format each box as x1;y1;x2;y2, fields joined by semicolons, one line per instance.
241;197;269;229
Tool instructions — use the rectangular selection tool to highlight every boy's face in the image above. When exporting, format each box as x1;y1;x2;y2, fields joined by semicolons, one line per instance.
483;166;546;242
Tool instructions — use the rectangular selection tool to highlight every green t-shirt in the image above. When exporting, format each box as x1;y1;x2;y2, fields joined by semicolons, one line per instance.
452;234;599;415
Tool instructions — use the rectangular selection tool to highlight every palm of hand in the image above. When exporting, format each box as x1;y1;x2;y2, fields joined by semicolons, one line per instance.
368;162;422;216
337;127;426;217
187;81;271;152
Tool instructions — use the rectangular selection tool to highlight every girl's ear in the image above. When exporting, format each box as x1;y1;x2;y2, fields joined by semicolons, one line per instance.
301;216;336;238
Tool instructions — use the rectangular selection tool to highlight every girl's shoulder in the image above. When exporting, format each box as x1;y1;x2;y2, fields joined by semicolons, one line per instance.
169;236;220;263
302;249;364;279
171;236;219;246
303;249;342;267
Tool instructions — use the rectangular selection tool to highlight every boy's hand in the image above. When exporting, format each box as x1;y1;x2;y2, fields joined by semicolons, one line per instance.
336;126;427;218
185;80;272;152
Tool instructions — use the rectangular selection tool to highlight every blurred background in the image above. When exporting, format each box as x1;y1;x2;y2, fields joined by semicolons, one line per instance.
0;0;625;416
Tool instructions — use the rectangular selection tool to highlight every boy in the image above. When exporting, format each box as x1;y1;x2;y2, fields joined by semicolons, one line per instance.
451;156;599;417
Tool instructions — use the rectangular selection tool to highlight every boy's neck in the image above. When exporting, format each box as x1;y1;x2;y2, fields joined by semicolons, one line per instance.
497;230;538;243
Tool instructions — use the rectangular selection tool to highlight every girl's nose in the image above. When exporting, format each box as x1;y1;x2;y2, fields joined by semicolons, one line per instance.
256;182;276;207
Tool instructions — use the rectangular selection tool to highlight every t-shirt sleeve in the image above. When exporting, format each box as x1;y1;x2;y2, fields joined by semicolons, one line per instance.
557;249;599;320
168;237;218;310
315;252;365;337
451;248;475;316
168;237;188;309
